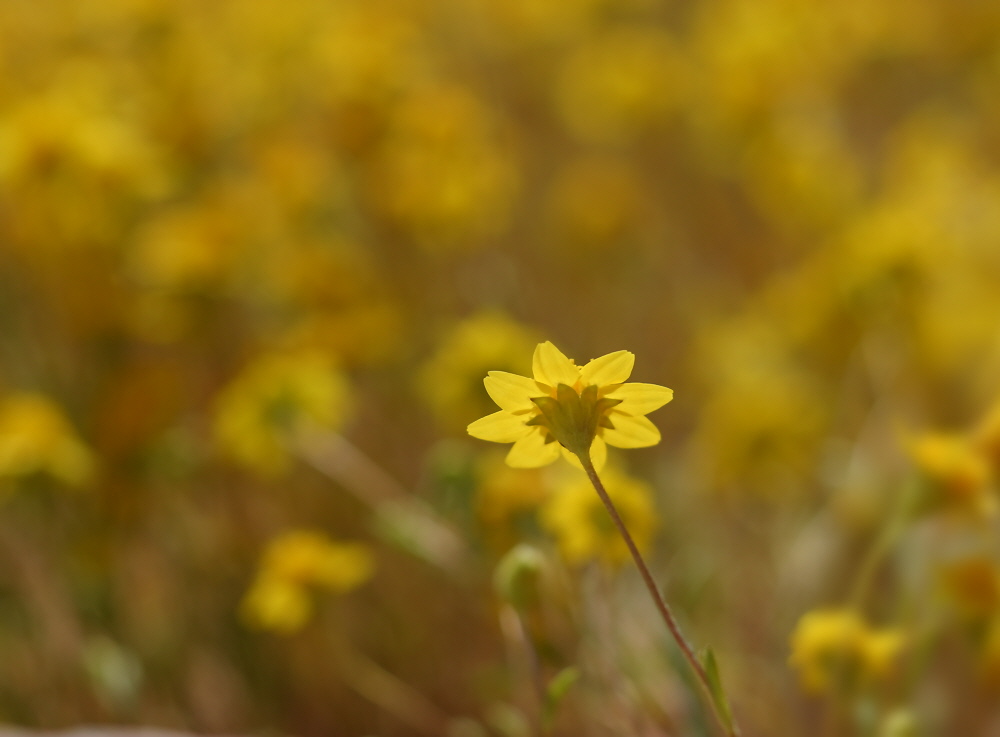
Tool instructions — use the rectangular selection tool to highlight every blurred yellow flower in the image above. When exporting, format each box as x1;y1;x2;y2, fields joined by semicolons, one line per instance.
213;349;350;475
544;155;646;250
419;312;539;430
939;556;1000;621
467;341;673;470
311;4;425;106
241;530;374;634
367;84;518;249
742;113;863;234
129;199;243;291
554;26;682;143
474;451;548;551
908;432;995;517
0;393;95;487
973;397;1000;471
541;467;657;567
691;315;826;496
789;608;906;694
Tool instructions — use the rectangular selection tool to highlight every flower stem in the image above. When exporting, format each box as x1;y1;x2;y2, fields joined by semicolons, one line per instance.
578;454;741;737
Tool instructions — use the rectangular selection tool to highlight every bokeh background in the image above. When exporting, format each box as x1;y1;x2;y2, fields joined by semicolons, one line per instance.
3;0;1000;734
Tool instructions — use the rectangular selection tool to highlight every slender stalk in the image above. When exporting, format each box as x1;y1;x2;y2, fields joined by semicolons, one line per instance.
578;453;740;737
848;479;921;609
335;641;451;737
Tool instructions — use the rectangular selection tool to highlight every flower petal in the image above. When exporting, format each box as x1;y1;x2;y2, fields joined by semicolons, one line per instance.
601;414;661;448
532;341;579;387
580;351;634;386
590;436;608;471
605;383;674;416
561;446;581;469
506;429;561;468
467;411;530;443
484;371;541;412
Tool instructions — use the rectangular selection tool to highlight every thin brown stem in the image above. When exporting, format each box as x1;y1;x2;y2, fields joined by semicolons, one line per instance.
579;453;740;737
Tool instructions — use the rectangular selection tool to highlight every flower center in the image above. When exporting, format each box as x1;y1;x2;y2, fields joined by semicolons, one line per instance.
527;383;621;457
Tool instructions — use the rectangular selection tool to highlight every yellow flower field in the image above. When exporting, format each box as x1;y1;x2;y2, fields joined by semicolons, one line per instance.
2;0;1000;734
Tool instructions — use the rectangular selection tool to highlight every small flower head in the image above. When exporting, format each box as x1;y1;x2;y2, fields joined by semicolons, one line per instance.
213;349;350;476
789;608;906;694
908;431;995;517
541;466;657;567
241;530;374;634
467;341;672;470
0;393;95;487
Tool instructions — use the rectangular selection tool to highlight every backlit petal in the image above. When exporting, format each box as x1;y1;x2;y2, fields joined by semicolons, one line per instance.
580;351;634;386
590;436;608;471
561;446;581;469
532;341;579;387
601;414;661;448
605;383;674;416
484;371;541;412
506;429;561;467
467;411;530;443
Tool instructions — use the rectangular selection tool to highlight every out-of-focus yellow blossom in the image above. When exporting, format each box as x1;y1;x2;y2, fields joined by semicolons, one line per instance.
467;341;673;471
249;136;347;215
789;608;906;694
419;312;539;430
692;317;825;495
938;556;1000;621
908;433;995;517
973;398;1000;470
213;349;350;475
241;577;311;635
284;304;403;367
541;467;656;567
544;155;646;250
690;0;894;128
129;199;244;292
554;26;682;143
0;73;161;193
0;73;164;267
0;393;95;487
474;452;548;551
241;529;374;633
311;3;427;108
741;112;863;234
913;266;1000;380
367;85;518;249
480;0;609;47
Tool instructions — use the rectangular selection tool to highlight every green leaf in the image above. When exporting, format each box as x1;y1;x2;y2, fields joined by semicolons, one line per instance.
700;648;739;736
542;666;580;732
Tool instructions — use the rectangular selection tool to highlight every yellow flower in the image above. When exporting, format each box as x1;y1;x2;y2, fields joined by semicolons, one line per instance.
0;393;95;487
213;349;350;476
418;311;539;431
240;577;313;634
939;556;1000;621
467;341;673;470
474;451;548;551
553;27;682;144
241;530;374;634
789;608;906;694
908;432;995;517
541;467;657;567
